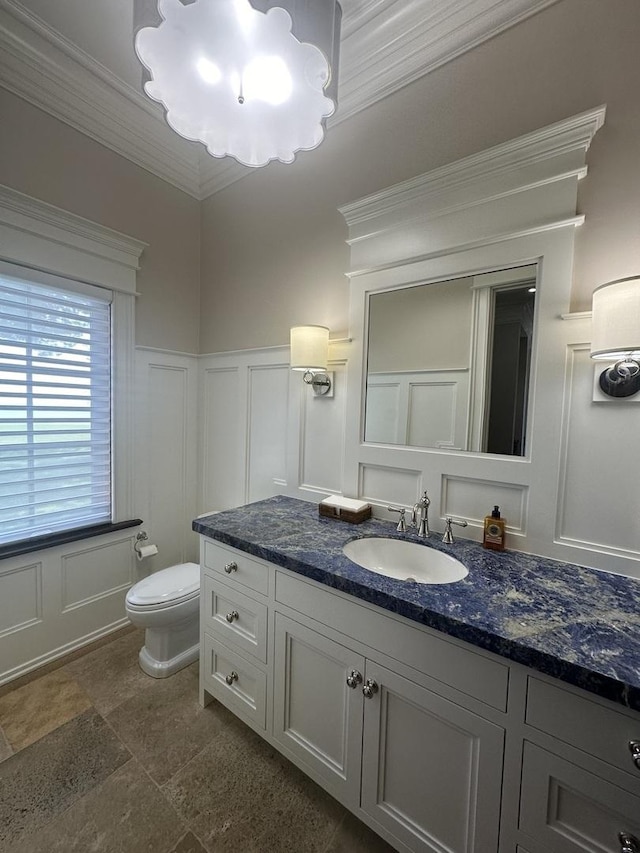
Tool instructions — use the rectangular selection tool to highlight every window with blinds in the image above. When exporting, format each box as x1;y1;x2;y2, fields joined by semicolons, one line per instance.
0;271;112;545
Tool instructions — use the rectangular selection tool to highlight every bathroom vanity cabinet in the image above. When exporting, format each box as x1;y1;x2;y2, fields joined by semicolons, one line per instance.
198;535;640;853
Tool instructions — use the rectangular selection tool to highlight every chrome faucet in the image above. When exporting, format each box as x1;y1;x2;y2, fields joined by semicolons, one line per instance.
442;517;468;544
412;491;430;537
387;506;407;532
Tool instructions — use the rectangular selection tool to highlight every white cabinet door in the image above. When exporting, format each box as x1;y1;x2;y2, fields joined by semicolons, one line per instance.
272;613;365;809
519;741;640;853
361;660;505;853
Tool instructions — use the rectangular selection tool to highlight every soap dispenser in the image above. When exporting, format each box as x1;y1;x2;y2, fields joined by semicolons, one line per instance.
483;506;506;551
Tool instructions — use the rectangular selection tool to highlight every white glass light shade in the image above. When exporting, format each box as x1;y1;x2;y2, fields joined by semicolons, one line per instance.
591;277;640;360
290;325;329;371
134;0;339;167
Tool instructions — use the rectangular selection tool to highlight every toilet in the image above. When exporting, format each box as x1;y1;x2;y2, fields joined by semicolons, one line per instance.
125;562;200;678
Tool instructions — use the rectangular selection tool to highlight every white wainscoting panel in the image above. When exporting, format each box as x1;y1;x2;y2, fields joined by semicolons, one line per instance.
200;345;350;510
364;381;401;443
0;532;137;686
135;349;199;568
360;465;422;507
200;365;244;513
61;537;135;612
248;364;289;502
300;362;347;495
442;475;528;533
0;561;42;638
556;339;640;568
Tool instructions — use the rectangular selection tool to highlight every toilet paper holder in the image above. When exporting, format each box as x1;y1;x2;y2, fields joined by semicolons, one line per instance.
134;530;159;561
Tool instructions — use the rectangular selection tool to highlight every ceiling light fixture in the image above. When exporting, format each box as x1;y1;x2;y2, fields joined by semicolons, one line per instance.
133;0;342;168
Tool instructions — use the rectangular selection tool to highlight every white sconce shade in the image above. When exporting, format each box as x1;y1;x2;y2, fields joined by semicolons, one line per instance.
290;325;329;371
590;276;640;398
591;277;640;360
134;0;341;168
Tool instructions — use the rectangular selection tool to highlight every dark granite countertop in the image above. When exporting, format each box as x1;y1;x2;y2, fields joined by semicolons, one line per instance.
193;495;640;712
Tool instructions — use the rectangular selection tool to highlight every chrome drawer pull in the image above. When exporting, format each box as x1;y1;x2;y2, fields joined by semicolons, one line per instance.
225;610;240;623
629;740;640;770
346;670;362;689
362;679;378;699
225;671;238;686
619;832;640;853
224;561;238;574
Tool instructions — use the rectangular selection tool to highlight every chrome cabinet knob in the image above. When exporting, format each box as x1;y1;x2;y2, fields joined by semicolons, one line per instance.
224;561;238;574
619;832;640;853
362;679;379;699
225;671;238;686
629;740;640;770
346;670;363;689
225;610;239;623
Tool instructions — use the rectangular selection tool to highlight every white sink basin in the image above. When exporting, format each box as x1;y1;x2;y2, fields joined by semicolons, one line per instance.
343;537;468;585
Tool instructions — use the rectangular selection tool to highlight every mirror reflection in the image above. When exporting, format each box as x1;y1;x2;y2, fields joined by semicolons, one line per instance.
364;265;537;456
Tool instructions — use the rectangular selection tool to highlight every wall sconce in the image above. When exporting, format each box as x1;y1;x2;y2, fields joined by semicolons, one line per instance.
290;325;333;396
590;276;640;398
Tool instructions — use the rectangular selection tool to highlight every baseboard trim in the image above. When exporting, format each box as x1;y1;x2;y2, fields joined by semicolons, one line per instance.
0;618;134;693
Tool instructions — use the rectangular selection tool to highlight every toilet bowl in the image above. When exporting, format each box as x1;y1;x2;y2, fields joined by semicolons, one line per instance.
125;562;200;678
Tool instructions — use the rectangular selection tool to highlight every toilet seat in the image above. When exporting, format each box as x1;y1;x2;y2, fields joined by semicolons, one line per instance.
126;562;199;608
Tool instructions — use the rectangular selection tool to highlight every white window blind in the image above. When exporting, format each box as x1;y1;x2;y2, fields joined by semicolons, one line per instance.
0;271;112;545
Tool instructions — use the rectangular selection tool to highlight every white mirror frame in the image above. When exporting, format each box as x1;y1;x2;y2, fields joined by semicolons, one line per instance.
340;106;606;554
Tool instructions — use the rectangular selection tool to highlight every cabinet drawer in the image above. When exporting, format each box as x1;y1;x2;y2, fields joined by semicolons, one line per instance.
202;539;269;597
526;677;640;784
202;633;266;730
519;741;640;853
275;570;509;711
202;574;268;664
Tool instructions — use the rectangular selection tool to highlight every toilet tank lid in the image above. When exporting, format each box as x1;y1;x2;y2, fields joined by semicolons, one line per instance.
127;562;200;607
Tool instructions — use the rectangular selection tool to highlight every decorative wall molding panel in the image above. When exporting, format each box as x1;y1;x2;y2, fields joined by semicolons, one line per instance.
0;0;562;198
555;331;640;568
199;343;349;512
0;561;42;639
0;533;136;685
61;538;135;612
441;476;528;534
360;465;423;507
134;348;199;569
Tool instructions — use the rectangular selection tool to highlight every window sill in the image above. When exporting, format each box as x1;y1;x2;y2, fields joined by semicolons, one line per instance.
0;519;143;561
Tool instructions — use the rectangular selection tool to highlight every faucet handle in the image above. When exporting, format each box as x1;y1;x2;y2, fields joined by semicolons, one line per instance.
388;506;407;533
419;491;430;507
442;517;468;544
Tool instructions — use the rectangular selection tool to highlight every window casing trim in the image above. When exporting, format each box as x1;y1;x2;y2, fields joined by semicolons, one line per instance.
0;187;142;540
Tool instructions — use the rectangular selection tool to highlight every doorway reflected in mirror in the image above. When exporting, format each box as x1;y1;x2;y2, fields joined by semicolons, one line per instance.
364;264;537;456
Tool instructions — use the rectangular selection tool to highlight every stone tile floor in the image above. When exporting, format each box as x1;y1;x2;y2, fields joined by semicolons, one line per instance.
0;628;395;852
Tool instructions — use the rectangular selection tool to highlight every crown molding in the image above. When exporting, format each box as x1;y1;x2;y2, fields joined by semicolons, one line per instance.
335;0;563;124
0;0;564;199
0;1;201;198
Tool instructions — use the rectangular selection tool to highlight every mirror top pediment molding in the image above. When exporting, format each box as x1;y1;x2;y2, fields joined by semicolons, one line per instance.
339;105;606;232
339;106;606;279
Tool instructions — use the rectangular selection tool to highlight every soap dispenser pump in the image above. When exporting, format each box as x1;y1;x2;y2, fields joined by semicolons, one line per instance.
483;506;506;551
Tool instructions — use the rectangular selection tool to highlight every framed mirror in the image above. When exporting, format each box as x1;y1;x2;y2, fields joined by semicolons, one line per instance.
363;264;537;456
